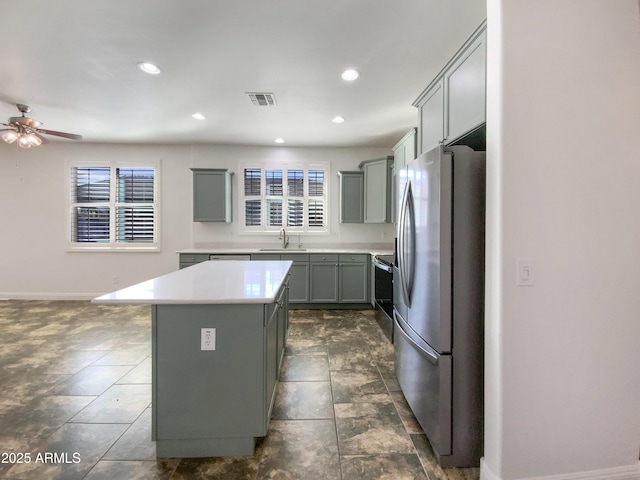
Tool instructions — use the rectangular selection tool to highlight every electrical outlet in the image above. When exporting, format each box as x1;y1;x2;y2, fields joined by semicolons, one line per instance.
201;328;216;351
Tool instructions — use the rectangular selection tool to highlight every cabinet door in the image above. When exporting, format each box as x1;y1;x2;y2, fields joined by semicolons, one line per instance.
265;303;279;425
192;169;232;222
338;171;364;223
275;285;287;371
309;255;339;303
419;78;445;155
281;254;309;303
338;256;369;303
363;159;391;224
392;143;405;173
287;263;309;303
444;29;486;144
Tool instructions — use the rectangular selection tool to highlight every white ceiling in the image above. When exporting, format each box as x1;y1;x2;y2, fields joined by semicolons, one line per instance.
0;1;486;148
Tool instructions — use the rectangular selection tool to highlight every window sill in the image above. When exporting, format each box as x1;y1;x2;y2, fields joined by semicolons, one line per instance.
67;244;161;253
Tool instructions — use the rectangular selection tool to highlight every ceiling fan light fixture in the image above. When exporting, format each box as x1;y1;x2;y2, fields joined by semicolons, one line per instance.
137;62;162;75
2;131;19;144
27;133;42;146
17;135;32;148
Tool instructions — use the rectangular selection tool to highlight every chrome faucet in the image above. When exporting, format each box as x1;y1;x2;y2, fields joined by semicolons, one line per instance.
279;228;289;249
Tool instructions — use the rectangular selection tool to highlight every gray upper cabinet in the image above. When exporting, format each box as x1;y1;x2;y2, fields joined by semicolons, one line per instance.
417;79;445;155
338;171;364;223
413;20;486;155
359;157;393;224
392;128;417;172
444;28;487;144
191;168;233;222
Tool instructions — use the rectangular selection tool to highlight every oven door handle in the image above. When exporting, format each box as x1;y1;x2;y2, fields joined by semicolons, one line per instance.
373;258;393;272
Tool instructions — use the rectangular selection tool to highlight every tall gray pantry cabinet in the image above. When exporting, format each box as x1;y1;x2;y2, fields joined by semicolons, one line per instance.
151;282;289;457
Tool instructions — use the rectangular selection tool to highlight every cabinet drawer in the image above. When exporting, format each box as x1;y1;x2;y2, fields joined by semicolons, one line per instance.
179;253;211;263
281;254;310;262
251;254;281;261
339;254;369;263
309;254;339;263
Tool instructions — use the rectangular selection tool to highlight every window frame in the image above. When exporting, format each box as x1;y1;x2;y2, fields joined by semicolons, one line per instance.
67;160;161;252
239;161;329;235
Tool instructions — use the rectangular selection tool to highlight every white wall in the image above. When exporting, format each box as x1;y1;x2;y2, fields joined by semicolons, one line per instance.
0;142;393;299
484;1;640;479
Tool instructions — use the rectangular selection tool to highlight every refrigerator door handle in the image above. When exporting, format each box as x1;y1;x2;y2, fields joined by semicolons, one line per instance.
394;310;439;365
399;181;415;307
405;181;416;303
397;182;411;307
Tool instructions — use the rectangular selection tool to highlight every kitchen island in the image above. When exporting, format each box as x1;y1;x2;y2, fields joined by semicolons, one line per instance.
93;260;292;458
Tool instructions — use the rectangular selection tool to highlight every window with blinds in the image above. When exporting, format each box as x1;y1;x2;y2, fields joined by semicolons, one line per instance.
240;163;328;233
69;163;159;250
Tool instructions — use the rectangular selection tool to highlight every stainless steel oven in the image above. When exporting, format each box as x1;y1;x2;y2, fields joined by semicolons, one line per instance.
373;254;394;341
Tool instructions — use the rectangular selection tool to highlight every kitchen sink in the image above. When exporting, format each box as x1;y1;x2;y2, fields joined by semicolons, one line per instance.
258;248;307;252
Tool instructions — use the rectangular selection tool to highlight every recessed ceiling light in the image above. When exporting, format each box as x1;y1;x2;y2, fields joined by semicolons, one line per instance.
332;116;345;124
274;138;285;144
341;69;359;81
192;112;206;120
137;62;162;75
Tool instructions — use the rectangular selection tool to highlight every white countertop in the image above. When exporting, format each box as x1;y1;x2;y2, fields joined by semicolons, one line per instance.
93;260;292;305
178;247;394;257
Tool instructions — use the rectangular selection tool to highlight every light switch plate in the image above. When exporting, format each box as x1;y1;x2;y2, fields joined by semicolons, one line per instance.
517;259;534;286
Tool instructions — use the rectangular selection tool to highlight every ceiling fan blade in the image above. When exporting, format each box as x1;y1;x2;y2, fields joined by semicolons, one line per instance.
37;128;82;141
35;133;50;144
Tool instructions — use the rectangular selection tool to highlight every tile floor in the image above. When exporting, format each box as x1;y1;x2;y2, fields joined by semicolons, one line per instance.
0;301;479;480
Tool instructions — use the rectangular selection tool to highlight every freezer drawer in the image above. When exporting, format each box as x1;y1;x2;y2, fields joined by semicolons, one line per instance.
394;313;452;457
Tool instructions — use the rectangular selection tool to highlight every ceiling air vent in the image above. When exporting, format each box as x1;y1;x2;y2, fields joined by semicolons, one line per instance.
246;92;277;107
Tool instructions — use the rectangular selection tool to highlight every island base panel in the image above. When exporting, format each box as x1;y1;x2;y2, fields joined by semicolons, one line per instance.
156;437;256;458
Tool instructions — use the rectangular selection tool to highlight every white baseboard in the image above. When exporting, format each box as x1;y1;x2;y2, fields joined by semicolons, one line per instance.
0;292;99;301
481;458;640;480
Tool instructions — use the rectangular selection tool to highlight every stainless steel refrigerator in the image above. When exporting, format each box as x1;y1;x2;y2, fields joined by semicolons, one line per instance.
394;145;485;467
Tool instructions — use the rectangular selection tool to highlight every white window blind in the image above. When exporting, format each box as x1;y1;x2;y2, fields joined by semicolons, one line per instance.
240;163;328;233
69;163;159;250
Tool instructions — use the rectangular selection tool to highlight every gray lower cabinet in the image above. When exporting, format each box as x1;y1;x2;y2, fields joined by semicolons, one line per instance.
309;254;339;303
151;282;288;457
250;254;281;261
191;168;233;222
338;171;364;223
179;253;212;269
281;254;309;303
253;254;309;303
338;254;370;303
179;252;370;306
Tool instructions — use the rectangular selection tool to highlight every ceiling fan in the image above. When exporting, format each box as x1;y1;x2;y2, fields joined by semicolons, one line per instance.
1;104;82;148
